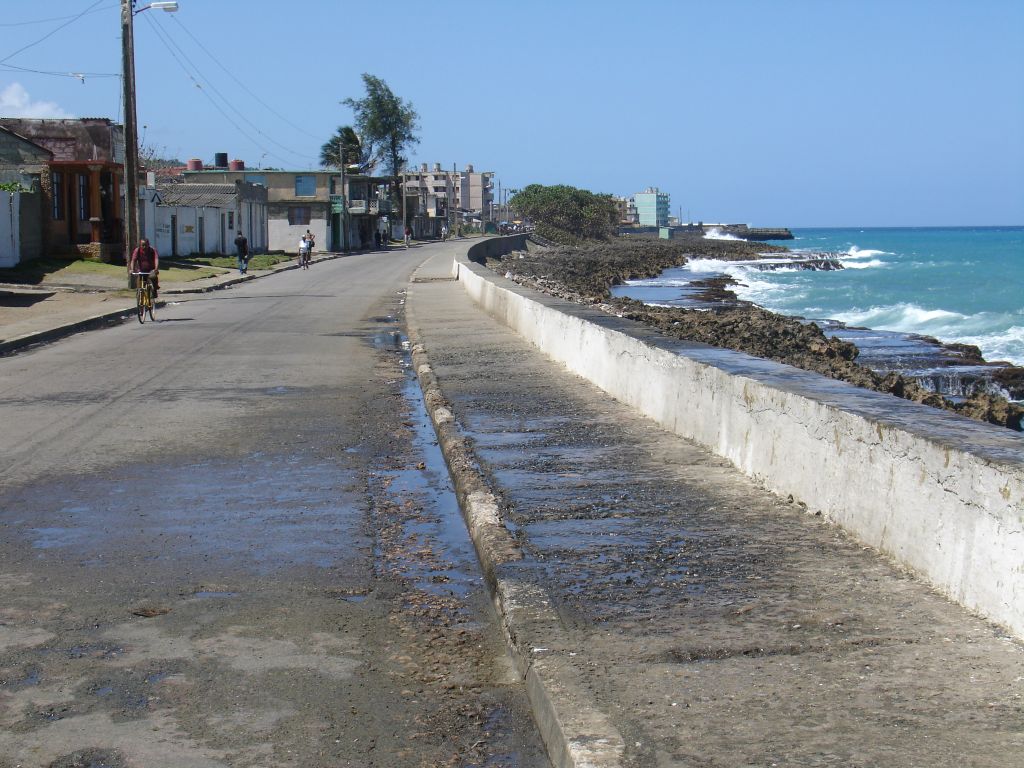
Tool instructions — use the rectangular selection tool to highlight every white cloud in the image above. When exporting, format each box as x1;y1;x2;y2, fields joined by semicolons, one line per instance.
0;83;73;119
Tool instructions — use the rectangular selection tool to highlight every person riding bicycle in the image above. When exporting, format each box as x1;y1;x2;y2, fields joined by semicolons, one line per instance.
129;238;160;296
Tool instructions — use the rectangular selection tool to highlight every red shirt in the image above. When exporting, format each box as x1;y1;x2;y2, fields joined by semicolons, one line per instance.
131;245;158;272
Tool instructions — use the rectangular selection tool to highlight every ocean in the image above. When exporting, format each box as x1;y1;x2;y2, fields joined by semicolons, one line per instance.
613;226;1024;370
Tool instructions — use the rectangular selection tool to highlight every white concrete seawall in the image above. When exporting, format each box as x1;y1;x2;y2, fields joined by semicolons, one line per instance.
456;239;1024;639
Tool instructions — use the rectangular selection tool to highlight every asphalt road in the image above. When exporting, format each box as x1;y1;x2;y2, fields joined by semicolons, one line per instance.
0;246;549;767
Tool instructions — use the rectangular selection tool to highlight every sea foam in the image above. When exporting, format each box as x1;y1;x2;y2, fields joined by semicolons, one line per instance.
703;228;743;241
841;258;885;270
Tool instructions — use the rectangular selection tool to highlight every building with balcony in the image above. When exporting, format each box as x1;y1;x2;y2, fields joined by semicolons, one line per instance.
401;162;494;236
182;163;392;252
633;186;670;227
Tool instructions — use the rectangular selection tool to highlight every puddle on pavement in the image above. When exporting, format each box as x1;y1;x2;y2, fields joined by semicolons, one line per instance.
1;666;42;689
4;457;367;575
374;349;481;601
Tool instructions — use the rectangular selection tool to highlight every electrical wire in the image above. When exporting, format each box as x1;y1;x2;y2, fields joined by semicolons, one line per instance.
140;12;315;165
1;0;108;64
167;14;323;142
0;4;117;27
0;62;119;80
139;13;305;168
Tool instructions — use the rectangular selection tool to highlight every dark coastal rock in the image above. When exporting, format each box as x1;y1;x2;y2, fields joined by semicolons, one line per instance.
993;366;1024;400
495;239;1024;432
749;256;845;271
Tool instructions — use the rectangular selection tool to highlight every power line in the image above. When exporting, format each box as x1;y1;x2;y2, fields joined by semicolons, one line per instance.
0;0;108;65
167;14;323;143
144;13;311;162
0;4;116;28
140;14;305;168
142;14;317;165
0;62;119;81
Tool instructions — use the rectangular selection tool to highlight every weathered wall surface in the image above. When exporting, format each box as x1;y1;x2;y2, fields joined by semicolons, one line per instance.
455;239;1024;638
0;190;20;267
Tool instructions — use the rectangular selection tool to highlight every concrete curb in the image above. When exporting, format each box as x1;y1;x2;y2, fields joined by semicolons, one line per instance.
405;267;626;768
0;303;141;356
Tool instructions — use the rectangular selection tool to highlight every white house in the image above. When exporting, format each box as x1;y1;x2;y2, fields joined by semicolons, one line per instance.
140;181;267;257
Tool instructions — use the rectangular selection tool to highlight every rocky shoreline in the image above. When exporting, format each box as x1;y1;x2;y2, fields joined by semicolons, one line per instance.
492;235;1023;431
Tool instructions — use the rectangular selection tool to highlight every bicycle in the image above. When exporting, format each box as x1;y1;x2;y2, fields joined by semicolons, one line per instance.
131;271;156;324
300;248;311;269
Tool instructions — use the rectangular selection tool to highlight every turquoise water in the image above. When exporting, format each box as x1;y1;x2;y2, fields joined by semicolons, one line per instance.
623;227;1024;366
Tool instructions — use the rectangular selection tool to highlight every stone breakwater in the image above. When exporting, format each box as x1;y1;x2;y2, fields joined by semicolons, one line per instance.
496;236;1023;430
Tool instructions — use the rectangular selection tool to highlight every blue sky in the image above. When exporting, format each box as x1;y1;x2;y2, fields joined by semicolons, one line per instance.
1;0;1021;227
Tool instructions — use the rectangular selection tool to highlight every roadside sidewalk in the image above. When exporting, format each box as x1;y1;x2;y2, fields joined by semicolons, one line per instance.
405;249;1024;768
0;251;340;355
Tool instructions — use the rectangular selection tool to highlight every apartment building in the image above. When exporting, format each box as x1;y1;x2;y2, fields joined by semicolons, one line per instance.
401;162;494;235
633;186;670;227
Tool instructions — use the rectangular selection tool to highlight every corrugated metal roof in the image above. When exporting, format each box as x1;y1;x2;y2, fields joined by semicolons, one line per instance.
156;182;238;208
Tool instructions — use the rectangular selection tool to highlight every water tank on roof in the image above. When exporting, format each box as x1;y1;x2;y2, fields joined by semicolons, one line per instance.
229;159;245;171
187;158;203;171
214;152;228;168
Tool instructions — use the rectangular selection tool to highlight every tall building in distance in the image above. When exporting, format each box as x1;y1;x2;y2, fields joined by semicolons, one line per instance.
402;163;494;222
634;187;670;227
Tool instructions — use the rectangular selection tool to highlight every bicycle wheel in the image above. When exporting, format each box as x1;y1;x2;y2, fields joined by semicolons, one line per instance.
136;285;146;324
146;284;156;321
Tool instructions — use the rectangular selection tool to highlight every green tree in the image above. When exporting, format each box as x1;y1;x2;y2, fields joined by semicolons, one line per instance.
342;74;419;178
320;126;374;173
510;184;619;242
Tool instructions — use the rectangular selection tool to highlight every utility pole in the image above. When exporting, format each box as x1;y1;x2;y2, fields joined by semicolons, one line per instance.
120;0;139;261
340;161;349;253
121;1;177;262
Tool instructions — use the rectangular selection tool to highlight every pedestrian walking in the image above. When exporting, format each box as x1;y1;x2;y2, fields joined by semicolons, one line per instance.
298;235;310;268
404;225;412;249
234;230;249;275
441;223;449;241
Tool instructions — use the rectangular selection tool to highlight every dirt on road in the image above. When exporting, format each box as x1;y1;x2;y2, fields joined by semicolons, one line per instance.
0;273;548;766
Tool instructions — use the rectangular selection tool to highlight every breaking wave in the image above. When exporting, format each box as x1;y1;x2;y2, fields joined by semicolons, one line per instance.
841;258;885;269
832;303;1024;365
844;246;889;259
703;227;743;241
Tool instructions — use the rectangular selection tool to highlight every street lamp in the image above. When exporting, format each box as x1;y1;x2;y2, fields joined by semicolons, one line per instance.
121;0;178;263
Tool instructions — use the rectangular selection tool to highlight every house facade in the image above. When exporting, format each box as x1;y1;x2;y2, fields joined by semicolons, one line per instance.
0;118;125;261
0;126;51;264
141;180;268;257
183;167;391;252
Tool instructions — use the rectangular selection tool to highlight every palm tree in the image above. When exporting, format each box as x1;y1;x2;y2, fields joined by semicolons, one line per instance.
320;126;374;173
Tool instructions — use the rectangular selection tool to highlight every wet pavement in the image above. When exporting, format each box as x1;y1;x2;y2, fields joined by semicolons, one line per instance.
0;249;549;767
408;251;1024;767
